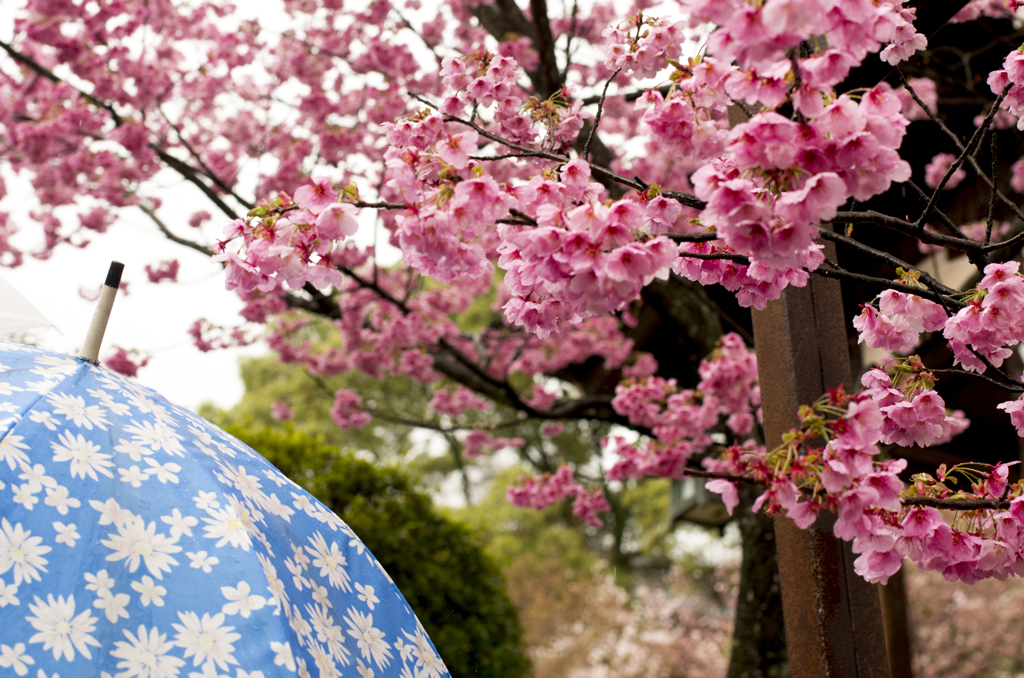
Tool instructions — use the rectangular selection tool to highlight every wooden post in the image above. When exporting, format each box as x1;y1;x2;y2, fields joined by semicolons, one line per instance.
751;247;891;678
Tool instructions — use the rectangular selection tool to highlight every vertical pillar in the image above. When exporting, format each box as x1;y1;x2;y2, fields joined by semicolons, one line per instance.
751;251;890;678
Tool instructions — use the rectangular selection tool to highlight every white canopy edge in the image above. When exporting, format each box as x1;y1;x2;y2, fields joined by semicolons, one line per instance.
0;272;57;336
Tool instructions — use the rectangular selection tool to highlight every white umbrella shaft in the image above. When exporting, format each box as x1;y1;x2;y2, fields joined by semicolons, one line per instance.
80;261;123;362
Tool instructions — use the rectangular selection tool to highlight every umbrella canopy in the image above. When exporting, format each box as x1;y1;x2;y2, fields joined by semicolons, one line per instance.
0;275;55;337
0;341;451;678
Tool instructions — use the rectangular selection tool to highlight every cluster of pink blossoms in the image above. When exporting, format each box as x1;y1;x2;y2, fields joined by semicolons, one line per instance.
856;263;1024;374
460;430;525;458
853;265;1024;379
636;57;732;164
861;366;969;447
699;374;1024;586
215;176;360;294
429;385;493;418
988;47;1024;130
602;15;686;79
498;162;678;338
506;466;611;527
607;333;760;480
682;87;910;309
853;288;948;354
686;0;926;74
924;153;968;190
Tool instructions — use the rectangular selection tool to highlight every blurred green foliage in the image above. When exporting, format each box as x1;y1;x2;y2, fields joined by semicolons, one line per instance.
217;421;530;678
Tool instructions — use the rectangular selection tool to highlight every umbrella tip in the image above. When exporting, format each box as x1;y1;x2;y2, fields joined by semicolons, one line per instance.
79;261;124;364
106;261;125;288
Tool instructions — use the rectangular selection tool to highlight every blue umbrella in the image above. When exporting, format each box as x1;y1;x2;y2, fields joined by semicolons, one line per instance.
0;340;452;678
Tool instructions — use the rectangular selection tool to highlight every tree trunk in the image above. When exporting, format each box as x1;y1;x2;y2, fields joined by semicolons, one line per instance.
726;483;789;678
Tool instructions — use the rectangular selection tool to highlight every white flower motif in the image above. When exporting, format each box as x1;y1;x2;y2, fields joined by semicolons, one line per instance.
202;505;254;551
186;551;219;573
308;641;340;678
310;583;332;609
12;484;39;510
172;611;241;670
84;570;116;595
91;498;133;527
0;433;30;470
355;583;379;611
262;492;295;521
26;594;100;661
292;493;314;514
0;518;50;586
220;581;267;618
356;659;374;678
46;392;109;430
286;558;308;591
51;430;113;480
0;378;23;395
403;626;446;678
27;410;58;431
0;642;34;676
131;575;167;607
44;485;80;515
119;465;148;488
101;517;181;579
87;388;131;416
110;625;185;678
193;491;220;510
31;355;78;378
52;522;80;547
257;553;288;612
161;509;198;538
0;576;18;607
94;590;131;623
115;438;152;462
289;605;313;646
144;458;181;484
17;463;56;493
123;420;185;456
345;608;392;670
306;533;352;592
263;469;289;487
271;641;296;672
306;603;349;663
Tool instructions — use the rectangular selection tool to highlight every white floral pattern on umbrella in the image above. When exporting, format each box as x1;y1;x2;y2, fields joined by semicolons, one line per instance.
0;341;451;678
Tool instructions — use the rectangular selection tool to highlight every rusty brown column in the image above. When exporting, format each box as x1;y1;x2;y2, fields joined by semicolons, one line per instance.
751;252;890;678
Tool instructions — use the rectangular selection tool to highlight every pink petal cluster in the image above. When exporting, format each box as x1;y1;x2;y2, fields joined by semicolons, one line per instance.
608;333;759;479
988;49;1024;130
636;57;732;163
506;466;611;527
924;152;967;190
330;389;372;429
942;262;1024;372
853;288;947;354
215;179;359;293
603;16;686;79
861;368;970;447
497;162;677;338
461;430;525;458
429;385;494;417
703;384;1019;585
686;0;926;73
104;348;150;378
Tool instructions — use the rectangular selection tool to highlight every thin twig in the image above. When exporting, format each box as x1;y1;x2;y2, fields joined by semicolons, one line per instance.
584;68;621;161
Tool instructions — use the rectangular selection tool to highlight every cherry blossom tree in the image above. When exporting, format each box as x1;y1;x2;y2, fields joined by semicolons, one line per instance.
6;0;1024;674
